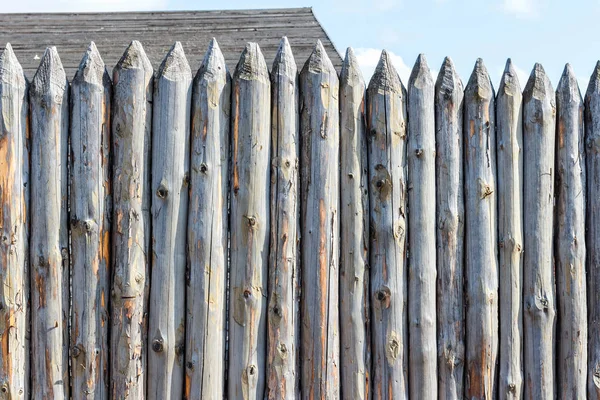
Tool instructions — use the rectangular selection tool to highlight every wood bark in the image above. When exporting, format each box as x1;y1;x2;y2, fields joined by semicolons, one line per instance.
228;42;271;400
407;54;437;399
185;38;230;400
434;56;465;400
555;64;587;399
29;46;70;399
463;58;498;400
496;59;524;400
522;63;556;400
367;50;408;400
339;47;370;400
110;40;153;400
299;40;340;400
586;61;600;400
147;42;191;400
70;42;112;400
0;43;29;400
266;37;299;400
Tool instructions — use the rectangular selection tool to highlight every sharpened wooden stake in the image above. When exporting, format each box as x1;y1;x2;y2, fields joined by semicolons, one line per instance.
228;42;271;400
367;50;408;400
266;37;299;400
555;63;587;399
70;41;112;400
407;53;437;399
522;63;556;400
299;40;341;400
0;43;29;400
30;46;70;399
110;40;153;399
434;56;465;400
339;47;370;400
147;42;191;400
185;38;230;400
463;58;498;400
496;58;524;400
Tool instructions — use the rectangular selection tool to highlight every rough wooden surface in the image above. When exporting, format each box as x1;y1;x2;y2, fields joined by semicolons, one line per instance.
147;41;191;400
555;63;587;399
495;58;523;400
299;40;340;400
406;54;437;399
367;50;408;400
110;40;153;400
434;57;464;400
185;38;230;400
522;63;556;400
0;43;29;400
266;37;299;400
586;61;600;400
69;42;112;400
228;42;271;400
463;58;498;400
29;46;70;399
339;47;370;400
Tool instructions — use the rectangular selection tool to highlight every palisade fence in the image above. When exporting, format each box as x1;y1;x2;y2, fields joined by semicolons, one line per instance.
0;33;598;400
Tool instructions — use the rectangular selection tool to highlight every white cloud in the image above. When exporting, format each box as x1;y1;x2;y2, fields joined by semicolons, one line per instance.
2;0;168;12
502;0;539;18
353;48;412;83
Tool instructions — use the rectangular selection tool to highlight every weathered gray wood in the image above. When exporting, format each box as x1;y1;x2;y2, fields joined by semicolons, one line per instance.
266;37;299;400
69;42;112;400
0;43;29;400
228;42;271;400
110;40;153;400
434;57;464;400
496;58;524;400
586;61;600;400
299;40;340;400
407;54;437;399
29;46;70;399
367;50;408;400
522;63;556;400
463;58;498;399
338;47;370;400
185;38;230;400
555;63;587;399
147;41;191;400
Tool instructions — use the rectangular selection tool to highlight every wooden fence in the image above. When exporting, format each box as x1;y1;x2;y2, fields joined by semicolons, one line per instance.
0;35;598;400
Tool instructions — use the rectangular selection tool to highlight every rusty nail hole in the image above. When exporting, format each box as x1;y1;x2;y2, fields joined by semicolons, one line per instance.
187;361;194;370
243;290;251;299
157;186;168;199
152;339;164;353
285;160;291;168
200;163;208;173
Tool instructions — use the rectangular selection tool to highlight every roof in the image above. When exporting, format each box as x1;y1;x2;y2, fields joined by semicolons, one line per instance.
0;7;342;79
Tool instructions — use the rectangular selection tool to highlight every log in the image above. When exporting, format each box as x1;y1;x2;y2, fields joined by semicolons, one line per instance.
367;50;408;400
299;40;340;400
586;61;600;400
266;37;299;400
147;42;191;400
70;42;112;400
0;43;29;400
110;40;153;400
228;42;271;400
555;63;587;399
185;38;230;400
496;58;524;400
339;47;370;400
407;54;437;399
434;56;465;400
29;46;70;399
463;58;498;399
522;63;556;400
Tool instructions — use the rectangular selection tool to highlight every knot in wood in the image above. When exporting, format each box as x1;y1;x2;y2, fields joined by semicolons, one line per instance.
272;305;282;317
187;360;194;370
61;248;68;260
247;216;257;227
508;383;516;393
248;365;257;376
0;383;8;394
284;159;291;168
115;122;122;134
243;289;252;299
152;338;164;353
375;179;385;189
71;344;82;358
156;185;168;199
415;148;423;157
200;163;208;173
176;343;185;356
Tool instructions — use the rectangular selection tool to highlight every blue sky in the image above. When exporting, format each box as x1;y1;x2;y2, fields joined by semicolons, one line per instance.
4;0;599;91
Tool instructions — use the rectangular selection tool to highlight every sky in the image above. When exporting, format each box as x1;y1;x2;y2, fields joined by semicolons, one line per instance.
2;0;599;92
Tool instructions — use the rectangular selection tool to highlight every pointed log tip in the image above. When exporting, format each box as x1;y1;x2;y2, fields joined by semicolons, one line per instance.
272;37;296;77
301;39;336;76
157;41;191;80
465;57;493;94
74;41;107;86
408;53;432;85
197;37;228;80
557;63;581;99
586;61;600;97
340;47;364;86
498;58;521;95
435;55;462;93
0;42;26;85
32;46;67;95
368;50;402;92
116;40;152;72
524;62;554;97
234;42;269;81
